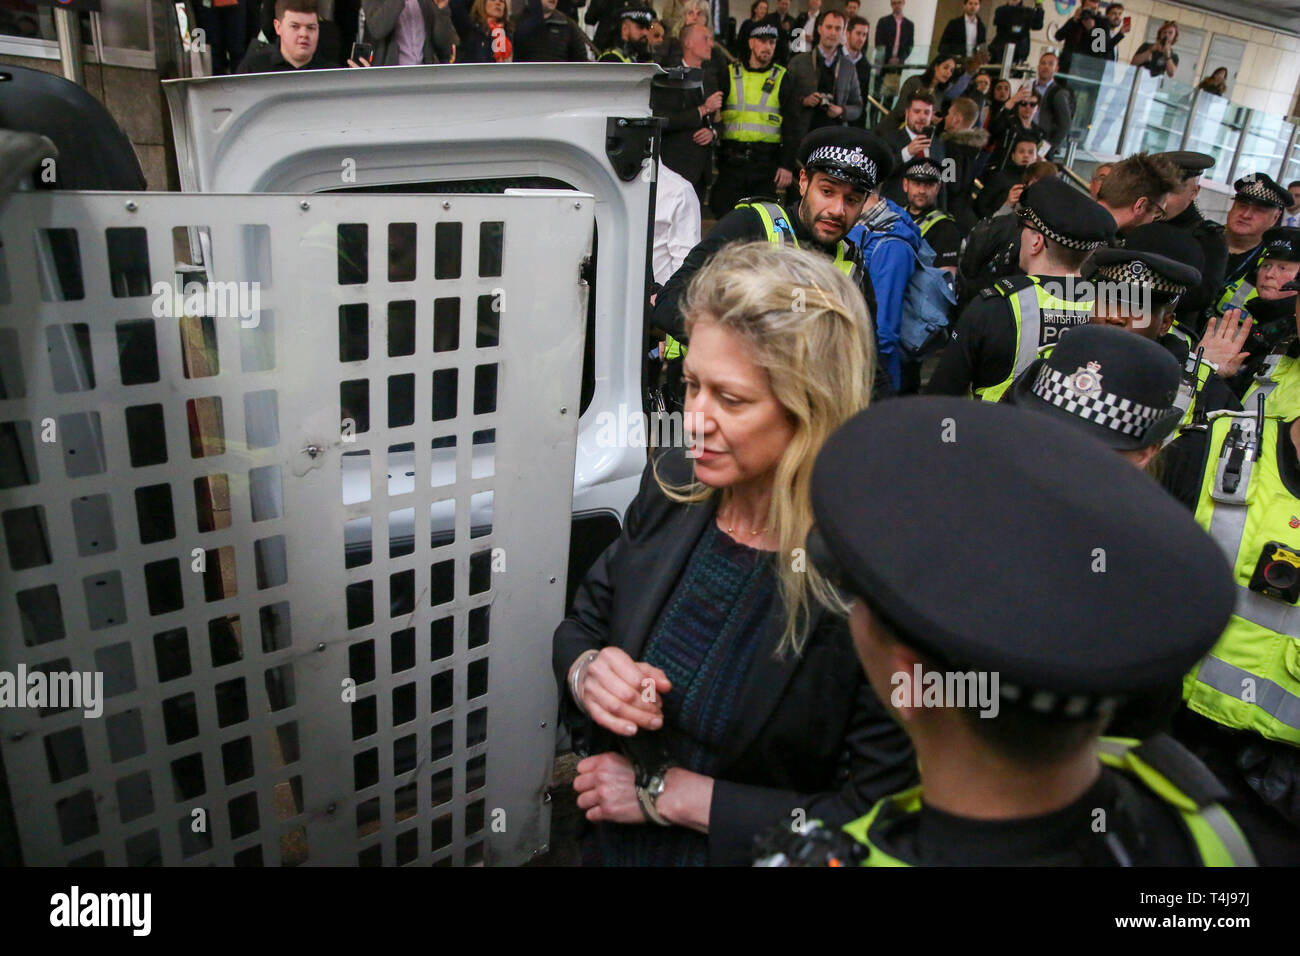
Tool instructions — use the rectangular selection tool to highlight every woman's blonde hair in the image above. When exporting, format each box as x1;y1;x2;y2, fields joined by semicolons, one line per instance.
655;241;875;656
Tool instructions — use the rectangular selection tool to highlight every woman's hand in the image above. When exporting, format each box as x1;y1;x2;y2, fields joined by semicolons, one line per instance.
656;767;713;833
573;752;645;823
1196;310;1253;378
573;646;672;736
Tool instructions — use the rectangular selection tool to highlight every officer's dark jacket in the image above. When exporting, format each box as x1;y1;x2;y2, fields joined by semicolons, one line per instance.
552;450;918;865
651;202;833;341
955;211;1021;311
1168;202;1227;332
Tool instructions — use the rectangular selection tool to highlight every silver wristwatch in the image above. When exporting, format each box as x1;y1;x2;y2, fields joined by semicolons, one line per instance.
636;770;672;826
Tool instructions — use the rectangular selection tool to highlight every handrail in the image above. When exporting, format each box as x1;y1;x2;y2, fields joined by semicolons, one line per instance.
1060;164;1090;192
866;94;888;118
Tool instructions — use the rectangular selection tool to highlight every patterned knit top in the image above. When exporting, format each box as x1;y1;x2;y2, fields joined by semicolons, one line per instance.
597;519;778;867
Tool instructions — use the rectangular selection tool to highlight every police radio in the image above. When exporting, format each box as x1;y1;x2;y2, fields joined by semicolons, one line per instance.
1249;542;1300;603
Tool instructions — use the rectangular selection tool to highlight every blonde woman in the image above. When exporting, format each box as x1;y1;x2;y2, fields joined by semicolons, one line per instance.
553;242;916;866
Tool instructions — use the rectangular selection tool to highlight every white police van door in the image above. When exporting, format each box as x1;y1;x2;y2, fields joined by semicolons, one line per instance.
163;64;662;565
0;187;593;866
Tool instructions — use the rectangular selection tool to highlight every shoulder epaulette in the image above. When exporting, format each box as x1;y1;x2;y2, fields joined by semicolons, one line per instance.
980;275;1031;299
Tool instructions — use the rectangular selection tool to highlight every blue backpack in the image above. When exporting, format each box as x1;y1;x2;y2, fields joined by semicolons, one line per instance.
861;233;958;360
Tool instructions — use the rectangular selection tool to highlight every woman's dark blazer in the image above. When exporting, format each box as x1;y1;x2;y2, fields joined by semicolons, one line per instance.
552;449;917;865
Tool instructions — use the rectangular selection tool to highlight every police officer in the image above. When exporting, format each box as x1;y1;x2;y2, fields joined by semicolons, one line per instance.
652;127;894;346
598;7;657;62
1005;323;1183;471
1159;284;1300;835
1229;230;1300;421
1209;173;1291;322
1075;228;1248;433
899;156;960;274
926;177;1116;401
1235;227;1300;366
708;23;798;219
798;397;1287;864
1154;150;1227;336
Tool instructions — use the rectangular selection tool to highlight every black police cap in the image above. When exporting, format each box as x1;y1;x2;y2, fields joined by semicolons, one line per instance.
901;156;943;183
749;23;779;38
798;127;895;193
1233;172;1290;209
1016;177;1116;251
1261;226;1300;263
1153;150;1214;180
1006;323;1183;451
620;6;656;24
1082;222;1203;297
810;397;1235;714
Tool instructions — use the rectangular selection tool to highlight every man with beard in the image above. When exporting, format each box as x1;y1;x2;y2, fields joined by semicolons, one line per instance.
651;128;894;357
708;24;799;218
899;157;960;274
598;6;657;60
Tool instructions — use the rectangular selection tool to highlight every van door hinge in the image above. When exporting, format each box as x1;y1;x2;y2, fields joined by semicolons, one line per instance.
606;117;659;182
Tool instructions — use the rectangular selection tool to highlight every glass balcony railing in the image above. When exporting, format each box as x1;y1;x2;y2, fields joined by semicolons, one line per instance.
860;44;1299;192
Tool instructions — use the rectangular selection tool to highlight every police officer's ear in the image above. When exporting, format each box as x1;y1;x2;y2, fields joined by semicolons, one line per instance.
798;167;810;198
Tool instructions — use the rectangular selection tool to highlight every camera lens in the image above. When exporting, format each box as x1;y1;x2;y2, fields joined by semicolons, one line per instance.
1263;560;1298;591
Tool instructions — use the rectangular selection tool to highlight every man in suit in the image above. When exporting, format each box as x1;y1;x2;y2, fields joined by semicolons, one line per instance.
652;22;722;202
841;15;871;108
878;89;946;208
1032;51;1073;158
874;0;913;106
787;9;864;143
937;0;986;60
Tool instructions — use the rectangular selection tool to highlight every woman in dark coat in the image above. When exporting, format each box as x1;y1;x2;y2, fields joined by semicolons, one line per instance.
553;241;917;866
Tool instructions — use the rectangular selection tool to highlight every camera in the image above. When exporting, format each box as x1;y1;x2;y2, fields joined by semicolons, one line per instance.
1248;541;1300;604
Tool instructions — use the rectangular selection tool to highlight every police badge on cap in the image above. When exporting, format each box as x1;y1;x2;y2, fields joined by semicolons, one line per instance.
1261;226;1300;263
1233;173;1290;210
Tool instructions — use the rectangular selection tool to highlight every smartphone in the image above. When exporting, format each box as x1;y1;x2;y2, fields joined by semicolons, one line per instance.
1122;15;1132;31
921;124;936;139
350;41;374;63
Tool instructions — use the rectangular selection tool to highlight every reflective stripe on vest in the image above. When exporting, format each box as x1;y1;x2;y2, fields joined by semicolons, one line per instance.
844;739;1254;866
602;48;632;62
1188;411;1300;745
974;279;1092;402
737;200;857;279
1216;278;1256;316
1241;352;1300;421
1170;358;1214;442
917;210;952;239
721;65;785;143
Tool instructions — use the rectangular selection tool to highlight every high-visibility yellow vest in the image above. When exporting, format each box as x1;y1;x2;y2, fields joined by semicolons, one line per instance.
1186;410;1300;747
720;64;785;144
600;48;632;62
842;738;1256;866
659;201;856;361
1243;351;1300;422
1211;248;1264;318
737;199;857;279
916;209;953;239
974;276;1093;402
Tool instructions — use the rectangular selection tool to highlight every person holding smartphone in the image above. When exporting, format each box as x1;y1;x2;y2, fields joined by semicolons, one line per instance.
1132;19;1179;78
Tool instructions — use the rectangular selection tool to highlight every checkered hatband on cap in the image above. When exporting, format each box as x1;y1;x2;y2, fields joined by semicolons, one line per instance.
749;23;779;37
1094;259;1189;296
1235;176;1288;208
1015;202;1109;251
1029;364;1168;439
806;145;879;189
621;7;655;23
